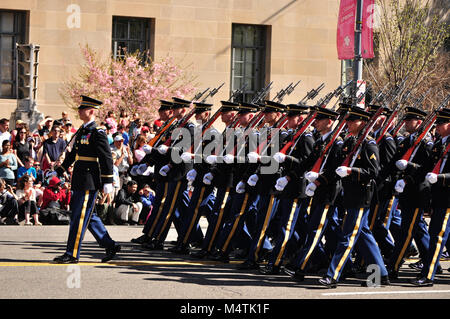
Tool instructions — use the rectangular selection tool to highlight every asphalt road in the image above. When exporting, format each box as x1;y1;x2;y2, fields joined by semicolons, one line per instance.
1;221;450;304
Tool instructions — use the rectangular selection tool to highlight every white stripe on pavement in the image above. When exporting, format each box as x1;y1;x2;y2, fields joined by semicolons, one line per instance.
323;289;450;296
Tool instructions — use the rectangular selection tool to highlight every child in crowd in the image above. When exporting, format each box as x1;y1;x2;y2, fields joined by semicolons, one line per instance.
16;175;41;225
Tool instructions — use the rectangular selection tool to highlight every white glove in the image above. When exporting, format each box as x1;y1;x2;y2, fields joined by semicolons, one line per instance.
247;174;259;186
206;155;218;165
426;172;438;184
247;152;260;163
275;176;289;191
137;163;148;175
336;166;350;178
395;179;406;193
273;152;286;163
305;182;317;197
181;152;193;163
186;169;197;182
305;171;319;183
203;172;214;185
224;154;234;164
103;183;114;194
142;144;153;154
157;145;169;154
236;181;246;193
159;164;170;176
396;159;408;171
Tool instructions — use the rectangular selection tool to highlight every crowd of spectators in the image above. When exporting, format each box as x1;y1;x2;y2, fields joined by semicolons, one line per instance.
0;110;157;226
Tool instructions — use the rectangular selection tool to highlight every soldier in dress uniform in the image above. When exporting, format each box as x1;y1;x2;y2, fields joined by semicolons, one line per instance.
145;97;197;250
190;101;241;259
282;107;344;281
318;107;389;288
387;106;434;279
258;103;316;275
411;108;450;286
206;102;263;262
168;101;221;254
53;95;121;264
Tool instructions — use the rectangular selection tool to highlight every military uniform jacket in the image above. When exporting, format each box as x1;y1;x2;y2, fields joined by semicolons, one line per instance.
305;133;344;205
339;135;380;208
191;125;220;188
208;125;237;188
425;136;450;208
394;133;433;209
372;131;397;201
252;127;292;196
278;129;316;198
58;121;113;191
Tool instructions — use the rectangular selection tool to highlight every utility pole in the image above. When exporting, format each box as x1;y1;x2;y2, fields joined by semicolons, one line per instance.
353;0;365;108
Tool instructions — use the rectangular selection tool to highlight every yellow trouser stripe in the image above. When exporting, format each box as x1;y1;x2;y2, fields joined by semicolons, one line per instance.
72;191;90;258
394;207;420;271
333;208;364;280
369;204;379;230
383;197;395;228
222;193;248;252
301;205;330;270
274;199;298;267
254;195;275;261
147;182;169;237
183;187;206;244
427;208;450;279
157;181;182;241
208;188;230;251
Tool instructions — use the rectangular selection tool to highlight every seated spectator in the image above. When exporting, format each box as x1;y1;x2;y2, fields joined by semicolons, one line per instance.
0;178;19;225
116;124;129;146
138;184;155;225
114;180;142;225
41;176;71;211
33;161;45;185
17;156;37;180
16;175;41;226
0;140;18;186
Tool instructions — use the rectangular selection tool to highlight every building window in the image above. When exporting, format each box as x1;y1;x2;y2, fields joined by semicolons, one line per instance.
0;10;27;99
231;24;270;103
112;16;154;60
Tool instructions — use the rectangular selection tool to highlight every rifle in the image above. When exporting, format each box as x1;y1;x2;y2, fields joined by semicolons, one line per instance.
340;105;386;168
251;81;274;104
400;94;450;162
391;88;433;138
298;83;325;104
375;89;412;144
273;81;301;103
229;83;248;102
148;88;211;147
201;83;225;103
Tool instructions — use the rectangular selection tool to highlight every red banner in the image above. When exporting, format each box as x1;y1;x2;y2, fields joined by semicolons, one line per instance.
361;0;375;59
337;0;356;60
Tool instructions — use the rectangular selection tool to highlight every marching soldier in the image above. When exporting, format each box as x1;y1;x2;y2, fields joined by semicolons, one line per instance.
282;107;344;281
318;107;389;288
53;95;120;264
387;106;433;279
258;103;315;275
411;108;450;286
168;101;221;254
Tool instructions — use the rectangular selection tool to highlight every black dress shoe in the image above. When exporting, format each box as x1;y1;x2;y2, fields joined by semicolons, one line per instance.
53;253;78;264
131;235;149;244
388;270;398;280
408;260;423;271
102;244;121;263
285;268;306;282
361;275;390;287
236;260;258;270
208;251;229;263
169;244;190;255
410;277;433;287
190;249;209;259
258;264;280;275
318;276;337;288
